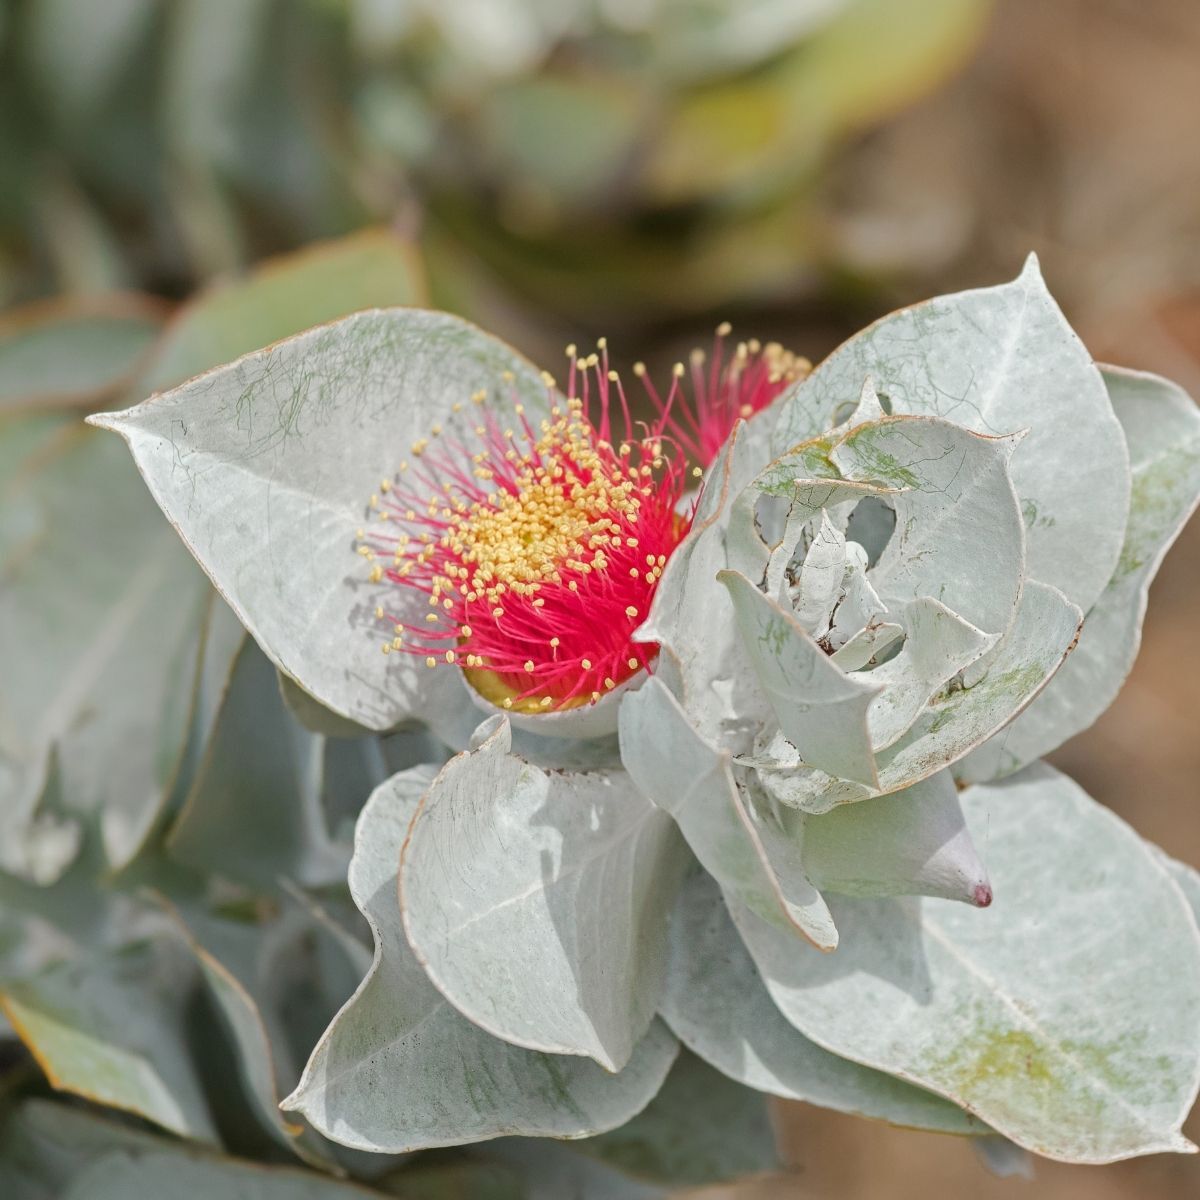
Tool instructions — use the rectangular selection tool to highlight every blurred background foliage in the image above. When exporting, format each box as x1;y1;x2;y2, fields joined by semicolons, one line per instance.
3;0;1200;1197
0;0;990;331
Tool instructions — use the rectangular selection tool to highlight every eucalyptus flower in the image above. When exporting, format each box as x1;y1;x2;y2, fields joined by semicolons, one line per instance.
91;257;1200;1165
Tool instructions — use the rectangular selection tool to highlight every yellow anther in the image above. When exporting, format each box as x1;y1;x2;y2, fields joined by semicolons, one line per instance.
523;660;535;673
581;658;592;670
625;605;638;618
716;320;732;336
604;677;615;690
425;656;437;668
628;657;638;670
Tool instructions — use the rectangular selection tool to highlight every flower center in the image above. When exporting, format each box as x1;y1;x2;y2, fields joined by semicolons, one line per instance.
359;329;806;714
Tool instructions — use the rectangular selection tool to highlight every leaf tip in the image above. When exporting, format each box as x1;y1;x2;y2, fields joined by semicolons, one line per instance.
1017;250;1043;284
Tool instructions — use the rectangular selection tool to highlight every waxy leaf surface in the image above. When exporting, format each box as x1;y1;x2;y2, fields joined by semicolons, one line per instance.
620;677;836;950
401;720;686;1072
0;420;209;881
773;256;1129;614
283;767;678;1153
758;579;1081;812
802;769;990;905
92;310;551;732
575;1048;779;1187
733;764;1200;1163
961;365;1200;780
0;938;217;1143
660;867;982;1135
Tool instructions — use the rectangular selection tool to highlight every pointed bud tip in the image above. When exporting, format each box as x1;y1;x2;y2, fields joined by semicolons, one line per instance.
972;882;993;908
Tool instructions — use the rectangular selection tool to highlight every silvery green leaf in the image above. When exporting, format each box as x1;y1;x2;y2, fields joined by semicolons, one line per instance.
830;416;1025;637
137;229;429;395
720;567;881;788
0;297;163;411
89;310;550;732
829;618;903;672
960;366;1200;781
779;509;847;629
159;899;336;1168
400;720;686;1072
802;769;991;905
759;579;1082;813
0;1100;169;1200
729;473;894;588
277;672;377;739
0;938;217;1143
774;255;1130;615
974;1135;1035;1180
283;766;678;1152
321;728;450;840
619;677;836;951
483;1140;667;1200
659;867;982;1135
639;421;773;749
864;598;996;751
825;550;888;654
0;421;210;881
573;1048;779;1187
417;672;623;771
732;763;1200;1163
166;640;348;891
59;1148;403;1200
1158;853;1200;921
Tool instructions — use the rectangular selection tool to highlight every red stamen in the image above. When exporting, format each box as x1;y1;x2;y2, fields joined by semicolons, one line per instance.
360;329;807;714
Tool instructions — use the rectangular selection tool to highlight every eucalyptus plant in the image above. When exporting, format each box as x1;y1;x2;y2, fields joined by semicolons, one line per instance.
67;253;1200;1182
